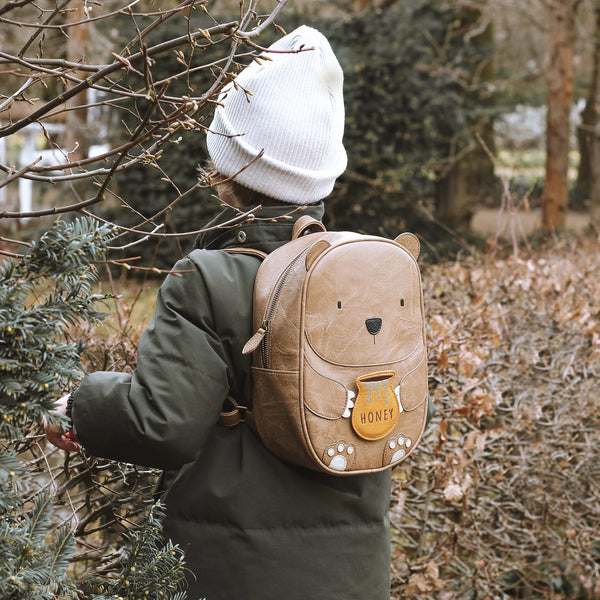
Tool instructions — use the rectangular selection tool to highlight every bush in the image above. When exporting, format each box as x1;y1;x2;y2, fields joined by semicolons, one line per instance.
0;219;187;599
97;1;494;271
392;236;600;599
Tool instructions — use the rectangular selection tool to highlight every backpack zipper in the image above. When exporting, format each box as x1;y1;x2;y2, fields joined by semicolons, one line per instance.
261;247;310;368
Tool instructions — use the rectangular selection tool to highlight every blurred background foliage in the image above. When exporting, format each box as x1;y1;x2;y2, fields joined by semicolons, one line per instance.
95;0;497;270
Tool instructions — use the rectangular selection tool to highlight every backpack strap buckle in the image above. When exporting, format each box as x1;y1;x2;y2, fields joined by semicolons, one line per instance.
219;396;249;427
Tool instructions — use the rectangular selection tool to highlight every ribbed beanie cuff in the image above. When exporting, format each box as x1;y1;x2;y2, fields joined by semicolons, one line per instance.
207;25;347;204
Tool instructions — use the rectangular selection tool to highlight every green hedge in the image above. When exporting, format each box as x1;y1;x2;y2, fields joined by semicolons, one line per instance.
99;2;494;270
323;2;493;243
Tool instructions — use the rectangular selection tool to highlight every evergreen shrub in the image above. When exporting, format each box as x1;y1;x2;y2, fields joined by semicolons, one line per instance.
323;0;493;245
0;219;187;599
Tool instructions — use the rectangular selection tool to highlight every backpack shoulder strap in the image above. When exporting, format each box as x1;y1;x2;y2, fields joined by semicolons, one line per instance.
219;217;324;429
219;247;265;428
224;247;268;260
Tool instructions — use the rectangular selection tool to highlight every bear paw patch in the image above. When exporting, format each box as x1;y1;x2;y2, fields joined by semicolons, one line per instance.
383;434;413;465
323;441;355;471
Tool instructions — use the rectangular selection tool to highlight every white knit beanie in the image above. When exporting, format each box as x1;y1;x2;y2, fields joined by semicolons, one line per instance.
206;25;347;204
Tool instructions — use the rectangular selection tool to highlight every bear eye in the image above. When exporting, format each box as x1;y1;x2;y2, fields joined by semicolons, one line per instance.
337;301;342;309
400;299;405;307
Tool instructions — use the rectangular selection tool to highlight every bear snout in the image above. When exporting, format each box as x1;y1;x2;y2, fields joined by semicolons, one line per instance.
365;318;382;335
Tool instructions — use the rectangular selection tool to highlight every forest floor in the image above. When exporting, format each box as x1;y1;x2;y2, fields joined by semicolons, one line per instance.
389;232;600;599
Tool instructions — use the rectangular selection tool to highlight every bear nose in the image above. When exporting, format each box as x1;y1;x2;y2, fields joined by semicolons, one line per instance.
365;318;382;335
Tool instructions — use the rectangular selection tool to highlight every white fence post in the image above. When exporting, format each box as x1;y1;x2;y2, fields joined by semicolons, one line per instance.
18;129;36;218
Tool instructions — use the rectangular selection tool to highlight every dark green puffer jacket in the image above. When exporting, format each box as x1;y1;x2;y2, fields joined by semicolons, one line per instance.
71;203;392;600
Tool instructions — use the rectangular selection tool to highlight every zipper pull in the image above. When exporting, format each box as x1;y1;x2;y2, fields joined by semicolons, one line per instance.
242;321;269;355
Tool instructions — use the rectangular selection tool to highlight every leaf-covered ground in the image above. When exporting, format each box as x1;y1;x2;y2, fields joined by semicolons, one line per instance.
392;235;600;599
28;233;599;597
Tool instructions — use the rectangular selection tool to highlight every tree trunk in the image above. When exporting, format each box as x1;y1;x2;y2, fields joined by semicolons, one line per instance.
540;0;580;231
576;2;600;202
436;160;472;231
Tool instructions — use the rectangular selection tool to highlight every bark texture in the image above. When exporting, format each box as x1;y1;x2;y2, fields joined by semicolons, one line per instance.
541;0;581;230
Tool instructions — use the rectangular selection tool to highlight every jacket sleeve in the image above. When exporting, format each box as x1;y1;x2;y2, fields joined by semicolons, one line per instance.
71;256;230;470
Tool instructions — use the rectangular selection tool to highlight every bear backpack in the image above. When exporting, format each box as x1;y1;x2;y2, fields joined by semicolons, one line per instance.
224;216;429;475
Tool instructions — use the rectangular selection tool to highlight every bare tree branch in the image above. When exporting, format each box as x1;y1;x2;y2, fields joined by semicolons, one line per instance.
0;20;238;138
237;0;288;38
0;0;290;236
0;0;35;17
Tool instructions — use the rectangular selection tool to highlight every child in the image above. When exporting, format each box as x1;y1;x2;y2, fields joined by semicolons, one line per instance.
46;26;393;599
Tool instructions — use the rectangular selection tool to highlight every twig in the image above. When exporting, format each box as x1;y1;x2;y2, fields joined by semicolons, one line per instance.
0;20;238;138
17;0;71;58
0;234;32;248
0;77;35;111
237;0;289;39
82;205;261;239
0;156;42;190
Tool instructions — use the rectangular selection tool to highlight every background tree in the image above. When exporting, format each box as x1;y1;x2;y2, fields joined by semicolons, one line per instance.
540;0;582;230
576;0;600;226
576;1;600;202
65;4;90;166
434;0;496;233
593;111;600;225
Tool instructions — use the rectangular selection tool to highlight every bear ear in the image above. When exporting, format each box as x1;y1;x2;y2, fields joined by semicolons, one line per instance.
394;232;420;260
306;240;331;270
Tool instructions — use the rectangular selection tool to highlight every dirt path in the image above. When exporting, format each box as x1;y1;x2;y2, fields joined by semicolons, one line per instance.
471;207;592;238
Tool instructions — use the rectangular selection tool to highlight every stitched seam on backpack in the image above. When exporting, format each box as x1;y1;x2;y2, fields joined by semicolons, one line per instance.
303;330;421;368
302;355;348;419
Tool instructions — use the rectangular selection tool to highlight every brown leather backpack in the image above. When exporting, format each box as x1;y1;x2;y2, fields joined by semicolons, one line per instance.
224;216;429;475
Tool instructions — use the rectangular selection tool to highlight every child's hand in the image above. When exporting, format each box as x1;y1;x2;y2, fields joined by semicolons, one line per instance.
44;394;81;453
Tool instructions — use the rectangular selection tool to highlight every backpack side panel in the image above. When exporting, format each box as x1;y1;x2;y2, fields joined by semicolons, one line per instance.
249;234;324;469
